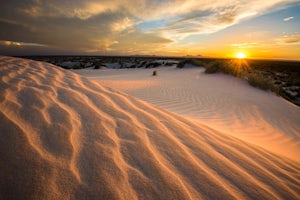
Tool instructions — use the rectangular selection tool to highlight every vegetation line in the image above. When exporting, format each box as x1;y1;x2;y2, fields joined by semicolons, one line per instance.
177;58;300;106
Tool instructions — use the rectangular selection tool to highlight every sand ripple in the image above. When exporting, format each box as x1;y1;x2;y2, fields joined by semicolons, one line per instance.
1;56;299;199
85;67;300;161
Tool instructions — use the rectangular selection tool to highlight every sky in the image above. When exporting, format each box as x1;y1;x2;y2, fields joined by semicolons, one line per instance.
0;0;300;60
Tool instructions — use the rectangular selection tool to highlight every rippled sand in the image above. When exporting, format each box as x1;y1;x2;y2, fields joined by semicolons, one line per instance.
1;56;300;199
76;67;300;161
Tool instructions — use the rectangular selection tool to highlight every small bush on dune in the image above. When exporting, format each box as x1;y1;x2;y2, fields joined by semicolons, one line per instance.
204;61;223;74
177;59;203;68
177;60;187;68
247;73;282;93
247;73;290;99
152;70;157;76
190;59;203;66
72;65;84;70
204;61;233;74
146;62;160;68
204;60;250;77
202;58;298;105
60;65;70;69
247;74;272;90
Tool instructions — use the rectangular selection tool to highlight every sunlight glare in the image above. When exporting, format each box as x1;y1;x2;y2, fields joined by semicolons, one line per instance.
236;52;246;59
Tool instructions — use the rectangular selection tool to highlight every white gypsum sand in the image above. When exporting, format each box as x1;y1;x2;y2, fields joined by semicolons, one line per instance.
1;56;299;199
75;66;300;162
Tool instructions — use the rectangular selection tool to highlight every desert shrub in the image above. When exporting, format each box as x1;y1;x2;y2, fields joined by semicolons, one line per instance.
190;59;203;66
222;63;240;76
204;60;250;77
204;61;230;74
247;74;274;91
138;61;147;68
247;73;291;100
204;61;222;73
177;59;203;68
60;65;71;69
93;61;105;69
165;62;176;66
94;64;106;69
146;62;160;68
177;60;186;68
152;70;157;76
72;65;84;69
274;80;281;85
94;65;102;69
152;63;160;68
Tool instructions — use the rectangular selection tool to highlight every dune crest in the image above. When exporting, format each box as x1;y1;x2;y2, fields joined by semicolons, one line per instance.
0;56;299;200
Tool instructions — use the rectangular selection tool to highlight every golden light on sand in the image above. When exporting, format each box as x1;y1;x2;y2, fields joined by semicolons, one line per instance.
1;56;300;200
236;52;246;59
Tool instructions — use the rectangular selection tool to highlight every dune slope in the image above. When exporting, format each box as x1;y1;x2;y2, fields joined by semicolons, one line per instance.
0;56;300;200
76;67;300;161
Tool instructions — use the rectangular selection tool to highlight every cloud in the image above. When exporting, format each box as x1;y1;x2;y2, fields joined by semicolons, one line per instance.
137;0;298;38
283;16;294;21
0;40;21;46
0;40;45;47
108;29;173;54
111;17;135;32
231;42;258;48
276;34;300;44
0;0;299;55
21;0;120;20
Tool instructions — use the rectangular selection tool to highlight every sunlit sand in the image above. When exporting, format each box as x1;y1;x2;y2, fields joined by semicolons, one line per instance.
76;65;300;162
1;56;300;199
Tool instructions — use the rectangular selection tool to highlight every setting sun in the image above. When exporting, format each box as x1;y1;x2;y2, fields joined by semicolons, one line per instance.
236;52;246;59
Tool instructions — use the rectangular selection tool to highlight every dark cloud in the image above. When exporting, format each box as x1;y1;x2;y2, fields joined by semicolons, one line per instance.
0;0;175;55
0;0;298;55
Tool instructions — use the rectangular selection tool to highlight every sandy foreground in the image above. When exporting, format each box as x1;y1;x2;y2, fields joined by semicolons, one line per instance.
76;66;300;162
0;56;300;200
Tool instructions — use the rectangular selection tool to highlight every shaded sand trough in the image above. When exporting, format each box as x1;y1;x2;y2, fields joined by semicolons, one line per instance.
0;56;300;199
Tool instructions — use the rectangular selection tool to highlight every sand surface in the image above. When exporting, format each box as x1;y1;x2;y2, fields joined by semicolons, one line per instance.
75;66;300;162
1;56;300;199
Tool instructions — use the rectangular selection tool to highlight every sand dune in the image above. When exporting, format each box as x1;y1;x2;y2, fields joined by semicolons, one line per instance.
1;56;300;199
76;67;300;162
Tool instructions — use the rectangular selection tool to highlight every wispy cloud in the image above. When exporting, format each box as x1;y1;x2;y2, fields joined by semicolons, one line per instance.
276;34;300;44
283;16;294;21
231;42;258;48
111;17;135;32
0;40;46;47
21;0;119;19
137;0;298;38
